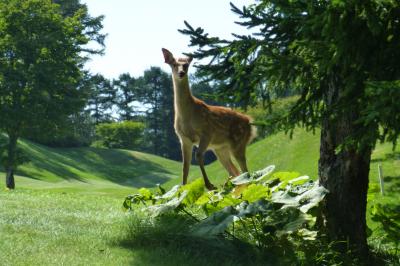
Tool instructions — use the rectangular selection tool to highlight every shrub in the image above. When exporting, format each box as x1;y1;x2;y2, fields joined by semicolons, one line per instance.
123;166;345;264
245;96;299;139
95;121;145;149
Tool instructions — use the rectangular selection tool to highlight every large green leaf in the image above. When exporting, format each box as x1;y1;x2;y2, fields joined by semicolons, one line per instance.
193;200;275;237
276;212;315;237
231;165;275;185
191;206;237;236
202;194;241;215
271;181;328;213
146;191;188;216
236;199;274;218
155;185;180;200
138;188;153;201
241;184;270;202
180;178;205;205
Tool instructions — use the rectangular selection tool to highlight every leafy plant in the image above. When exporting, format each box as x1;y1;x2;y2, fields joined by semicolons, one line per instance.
124;166;330;263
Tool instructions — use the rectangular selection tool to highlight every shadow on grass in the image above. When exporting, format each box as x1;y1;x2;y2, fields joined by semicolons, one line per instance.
116;212;400;266
117;213;264;266
383;175;400;193
16;140;177;187
371;151;400;163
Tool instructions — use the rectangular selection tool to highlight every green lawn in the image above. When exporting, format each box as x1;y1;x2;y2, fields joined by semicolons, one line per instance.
0;129;399;265
5;138;183;194
0;188;251;266
0;189;133;265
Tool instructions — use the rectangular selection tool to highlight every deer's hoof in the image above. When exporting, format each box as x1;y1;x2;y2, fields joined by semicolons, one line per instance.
206;183;217;191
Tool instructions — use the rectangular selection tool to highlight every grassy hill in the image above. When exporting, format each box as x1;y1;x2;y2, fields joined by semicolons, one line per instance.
0;129;399;265
2;128;398;195
1;138;183;197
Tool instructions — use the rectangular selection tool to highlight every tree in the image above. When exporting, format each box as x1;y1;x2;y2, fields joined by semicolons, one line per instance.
0;0;104;188
180;0;400;255
87;74;116;124
52;0;105;51
190;73;223;106
114;73;142;121
142;67;181;159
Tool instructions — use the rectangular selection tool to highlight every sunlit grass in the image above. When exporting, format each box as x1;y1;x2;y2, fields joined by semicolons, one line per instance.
0;129;398;265
0;189;134;265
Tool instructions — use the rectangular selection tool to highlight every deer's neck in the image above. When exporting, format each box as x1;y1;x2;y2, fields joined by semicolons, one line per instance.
172;76;194;116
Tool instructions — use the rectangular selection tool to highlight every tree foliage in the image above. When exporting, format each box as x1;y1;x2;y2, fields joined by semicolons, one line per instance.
114;73;143;121
86;74;115;124
142;67;180;159
179;0;400;255
0;0;105;188
180;0;400;144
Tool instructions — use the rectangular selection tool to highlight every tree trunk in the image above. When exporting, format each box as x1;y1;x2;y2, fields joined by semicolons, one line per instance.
6;167;15;189
5;134;18;189
318;78;371;256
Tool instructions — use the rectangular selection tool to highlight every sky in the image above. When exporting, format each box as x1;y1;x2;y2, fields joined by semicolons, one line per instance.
81;0;254;79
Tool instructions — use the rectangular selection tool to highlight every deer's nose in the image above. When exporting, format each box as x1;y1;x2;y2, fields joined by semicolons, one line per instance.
178;71;185;78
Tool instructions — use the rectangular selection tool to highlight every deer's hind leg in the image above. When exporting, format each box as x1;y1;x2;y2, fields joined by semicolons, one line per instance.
214;147;240;177
232;144;249;174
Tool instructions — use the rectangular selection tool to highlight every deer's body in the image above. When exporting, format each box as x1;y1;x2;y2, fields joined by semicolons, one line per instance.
163;48;256;190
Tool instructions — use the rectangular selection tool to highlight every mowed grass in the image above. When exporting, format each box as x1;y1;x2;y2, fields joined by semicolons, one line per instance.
1;137;183;194
0;129;399;265
0;189;253;266
0;189;133;265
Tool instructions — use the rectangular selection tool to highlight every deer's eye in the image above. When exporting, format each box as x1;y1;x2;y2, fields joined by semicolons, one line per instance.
183;64;189;69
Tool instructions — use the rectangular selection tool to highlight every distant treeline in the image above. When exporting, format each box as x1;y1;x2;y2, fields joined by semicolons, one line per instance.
22;67;231;162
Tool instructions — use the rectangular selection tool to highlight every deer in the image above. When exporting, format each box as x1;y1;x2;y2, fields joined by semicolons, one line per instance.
162;48;257;190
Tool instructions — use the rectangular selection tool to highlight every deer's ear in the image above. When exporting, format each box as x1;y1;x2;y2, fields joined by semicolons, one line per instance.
187;56;193;64
162;48;174;64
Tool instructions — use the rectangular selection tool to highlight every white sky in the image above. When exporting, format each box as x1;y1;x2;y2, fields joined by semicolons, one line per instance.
81;0;254;79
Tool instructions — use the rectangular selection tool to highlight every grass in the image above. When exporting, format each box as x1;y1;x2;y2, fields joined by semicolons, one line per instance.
0;188;260;266
0;128;399;265
1;137;183;195
0;189;133;265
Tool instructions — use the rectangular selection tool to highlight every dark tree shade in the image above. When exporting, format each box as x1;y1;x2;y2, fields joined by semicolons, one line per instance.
179;0;400;256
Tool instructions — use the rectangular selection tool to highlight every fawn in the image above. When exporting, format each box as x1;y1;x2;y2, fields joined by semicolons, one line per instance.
162;48;256;190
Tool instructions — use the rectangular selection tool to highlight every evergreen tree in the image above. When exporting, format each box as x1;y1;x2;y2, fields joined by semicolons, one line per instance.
142;67;180;159
180;0;400;255
114;73;142;121
87;74;115;124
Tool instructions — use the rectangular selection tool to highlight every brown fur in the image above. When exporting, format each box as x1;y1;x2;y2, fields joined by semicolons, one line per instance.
162;48;256;190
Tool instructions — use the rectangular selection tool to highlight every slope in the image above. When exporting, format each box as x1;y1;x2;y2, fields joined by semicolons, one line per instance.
0;138;182;196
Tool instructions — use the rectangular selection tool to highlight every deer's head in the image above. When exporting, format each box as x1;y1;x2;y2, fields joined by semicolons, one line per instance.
162;48;193;80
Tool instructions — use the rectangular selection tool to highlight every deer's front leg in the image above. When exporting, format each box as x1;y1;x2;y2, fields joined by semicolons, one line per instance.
180;139;193;185
196;136;216;190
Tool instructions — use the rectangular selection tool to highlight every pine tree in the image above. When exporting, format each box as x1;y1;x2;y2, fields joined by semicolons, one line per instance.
180;0;400;255
87;74;115;124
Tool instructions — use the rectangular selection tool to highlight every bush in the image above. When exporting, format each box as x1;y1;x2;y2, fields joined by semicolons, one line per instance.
123;166;396;265
95;121;145;149
123;166;342;265
245;96;299;139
